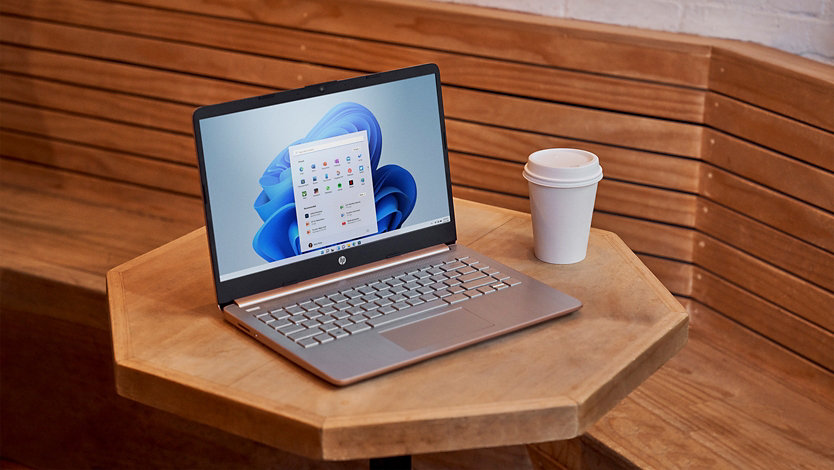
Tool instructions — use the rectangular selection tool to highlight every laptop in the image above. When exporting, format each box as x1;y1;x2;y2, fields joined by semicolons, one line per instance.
193;64;582;385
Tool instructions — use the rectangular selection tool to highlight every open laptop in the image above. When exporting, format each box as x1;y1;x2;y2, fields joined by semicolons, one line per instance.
193;64;582;385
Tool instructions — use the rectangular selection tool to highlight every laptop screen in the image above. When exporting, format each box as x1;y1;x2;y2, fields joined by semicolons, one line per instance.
194;65;456;305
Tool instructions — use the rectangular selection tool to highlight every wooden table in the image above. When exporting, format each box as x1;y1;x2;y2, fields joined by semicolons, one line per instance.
107;199;688;465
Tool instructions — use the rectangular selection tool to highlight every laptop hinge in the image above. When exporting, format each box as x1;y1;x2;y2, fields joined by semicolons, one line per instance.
235;244;450;308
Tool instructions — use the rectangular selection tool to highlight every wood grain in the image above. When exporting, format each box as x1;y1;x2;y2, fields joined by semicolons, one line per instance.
107;201;688;460
709;45;834;131
0;0;705;122
704;92;834;172
702;128;834;212
580;302;834;469
699;165;834;253
119;0;713;86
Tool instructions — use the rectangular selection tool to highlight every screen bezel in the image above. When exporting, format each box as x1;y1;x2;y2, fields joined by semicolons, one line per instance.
193;64;457;307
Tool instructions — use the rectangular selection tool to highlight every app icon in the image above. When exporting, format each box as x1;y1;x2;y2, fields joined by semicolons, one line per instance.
301;190;307;197
308;242;313;248
304;213;309;218
314;188;319;194
306;230;310;234
349;179;354;186
311;164;316;169
300;178;306;184
336;170;341;176
306;221;310;226
326;185;330;191
312;176;318;182
324;173;329;179
357;240;361;245
348;168;353;174
340;205;344;209
361;178;365;183
323;161;327;167
346;156;351;162
334;158;340;164
337;183;342;189
299;166;304;172
342;221;346;226
359;165;364;172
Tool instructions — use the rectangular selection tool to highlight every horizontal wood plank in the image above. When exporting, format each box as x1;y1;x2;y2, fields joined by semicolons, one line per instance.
709;45;834;132
702;129;834;212
446;120;701;193
694;233;834;333
0;44;266;106
0;159;203;291
692;268;834;371
593;213;694;262
0;0;705;122
450;153;698;227
0;72;193;134
636;255;693;296
0;130;201;196
0;101;194;166
585;301;834;469
696;198;834;293
704;93;834;172
445;87;703;157
700;166;834;253
119;0;713;87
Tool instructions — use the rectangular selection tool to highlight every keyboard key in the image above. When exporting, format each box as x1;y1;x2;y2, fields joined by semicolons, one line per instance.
460;276;493;290
335;319;353;328
314;333;334;345
314;297;334;307
391;301;411;310
406;297;425;306
464;289;482;298
345;323;371;334
442;262;466;271
457;266;476;275
277;322;304;335
417;286;434;295
458;272;486;283
298;337;318;348
343;289;363;299
304;310;323;320
403;281;420;290
348;298;365;307
377;305;397;315
414;270;432;279
364;310;382;319
367;299;448;328
420;293;440;302
302;319;320;328
269;309;290;320
318;306;337;315
403;290;422;299
375;288;394;298
329;293;349;303
445;293;468;304
477;286;495;295
299;300;316;310
427;268;444;275
319;322;339;332
375;298;394;307
390;285;408;294
289;314;307;324
491;282;508;290
334;301;352;311
357;286;376;295
389;294;408;302
361;293;380;303
448;285;465;294
271;318;292;330
385;278;404;287
329;329;349;339
434;288;452;298
443;278;461;287
285;305;305;315
346;307;365;316
318;315;337;324
504;277;522;286
287;328;318;341
332;311;350;320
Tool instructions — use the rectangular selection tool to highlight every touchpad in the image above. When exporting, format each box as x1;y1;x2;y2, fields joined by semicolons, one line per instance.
381;308;495;352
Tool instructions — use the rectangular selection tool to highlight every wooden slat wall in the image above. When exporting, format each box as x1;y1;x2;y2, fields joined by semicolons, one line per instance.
2;0;832;373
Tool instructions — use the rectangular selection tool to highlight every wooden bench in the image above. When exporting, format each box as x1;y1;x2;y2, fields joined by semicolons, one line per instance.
1;0;832;468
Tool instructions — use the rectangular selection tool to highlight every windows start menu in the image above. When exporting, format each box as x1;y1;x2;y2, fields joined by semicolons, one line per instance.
290;131;377;253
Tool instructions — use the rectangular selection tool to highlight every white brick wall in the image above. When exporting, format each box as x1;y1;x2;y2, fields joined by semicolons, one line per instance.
433;0;834;65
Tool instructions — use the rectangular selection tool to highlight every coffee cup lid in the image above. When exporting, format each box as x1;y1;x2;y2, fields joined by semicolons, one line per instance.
522;149;603;188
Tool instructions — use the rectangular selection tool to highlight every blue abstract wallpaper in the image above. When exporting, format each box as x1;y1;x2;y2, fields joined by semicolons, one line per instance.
252;103;417;262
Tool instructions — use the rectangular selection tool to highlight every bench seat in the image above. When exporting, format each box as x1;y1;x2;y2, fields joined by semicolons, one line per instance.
1;0;832;468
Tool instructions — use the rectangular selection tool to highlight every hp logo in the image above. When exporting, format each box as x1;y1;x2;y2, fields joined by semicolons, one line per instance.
338;255;347;265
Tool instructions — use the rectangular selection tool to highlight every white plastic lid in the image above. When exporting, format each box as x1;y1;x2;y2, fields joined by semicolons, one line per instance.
522;148;603;188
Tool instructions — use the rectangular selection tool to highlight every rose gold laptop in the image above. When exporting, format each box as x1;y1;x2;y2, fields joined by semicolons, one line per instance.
192;64;581;385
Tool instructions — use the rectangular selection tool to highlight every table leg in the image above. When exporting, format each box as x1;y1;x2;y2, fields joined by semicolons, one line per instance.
369;455;411;470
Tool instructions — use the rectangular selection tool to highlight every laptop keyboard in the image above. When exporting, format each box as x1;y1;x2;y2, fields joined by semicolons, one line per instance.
252;256;521;348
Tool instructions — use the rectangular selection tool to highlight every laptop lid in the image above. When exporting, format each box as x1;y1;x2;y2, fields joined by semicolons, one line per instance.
193;64;456;307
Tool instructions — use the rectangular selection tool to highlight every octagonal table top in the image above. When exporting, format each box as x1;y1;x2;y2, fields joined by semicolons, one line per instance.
107;198;688;461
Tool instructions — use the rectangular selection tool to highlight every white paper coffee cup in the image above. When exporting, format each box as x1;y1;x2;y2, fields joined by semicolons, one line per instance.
523;149;603;264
